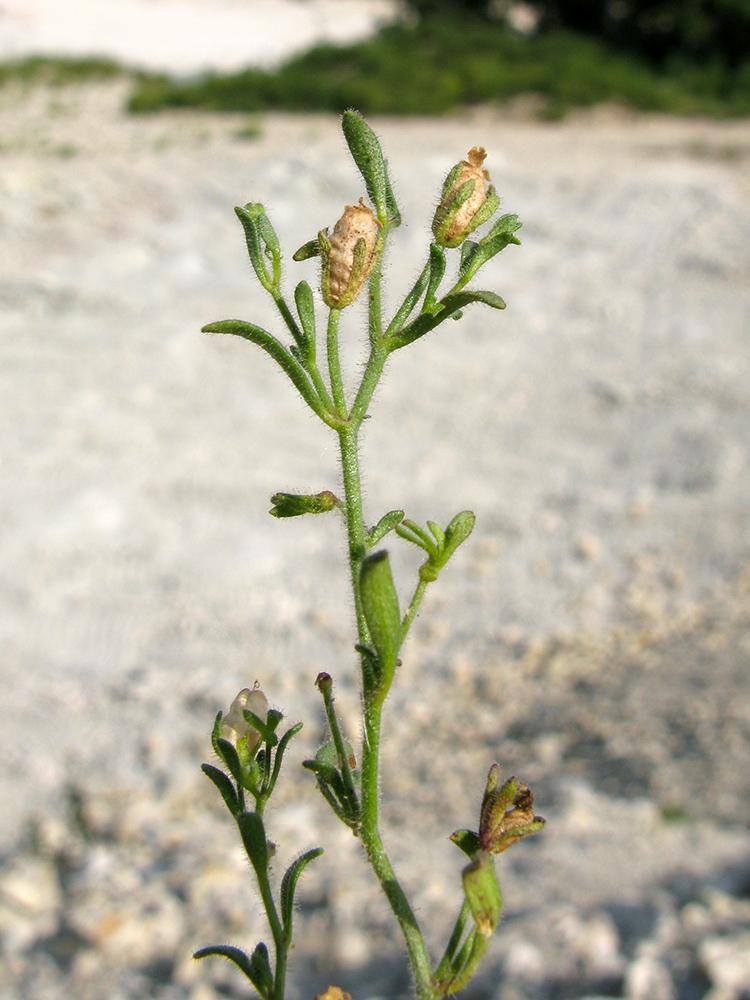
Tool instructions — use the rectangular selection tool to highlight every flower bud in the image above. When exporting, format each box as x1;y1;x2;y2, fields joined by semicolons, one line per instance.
221;686;268;753
320;198;383;308
432;147;500;248
269;490;341;518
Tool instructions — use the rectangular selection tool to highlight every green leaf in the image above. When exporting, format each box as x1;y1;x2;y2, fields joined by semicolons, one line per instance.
237;811;268;876
214;736;243;785
459;240;481;276
266;708;283;732
235;205;280;293
249;942;274;999
359;551;401;694
302;759;349;821
193;945;271;998
201;763;239;817
341;110;400;225
426;520;446;550
460;214;523;283
384;264;431;337
422;244;446;313
441;510;476;564
242;709;279;748
394;288;506;349
294;280;316;359
367;509;405;547
449;828;482;860
269;720;303;795
395;519;438;557
280;848;324;943
293;237;320;261
302;758;348;804
202;319;330;422
439;289;506;314
483;212;522;243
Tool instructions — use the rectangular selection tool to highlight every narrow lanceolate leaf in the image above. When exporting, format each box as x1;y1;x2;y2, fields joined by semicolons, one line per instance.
269;720;303;795
367;509;405;547
202;319;329;422
460;213;522;282
235;205;280;293
394;290;506;348
249;942;274;999
341;110;401;226
237;811;268;877
459;240;481;276
293;237;320;261
214;736;243;785
201;763;239;816
441;510;476;565
294;280;316;360
302;759;348;804
385;264;431;337
280;848;324;943
242;709;279;748
359;551;401;695
193;945;271;999
440;290;506;314
422;244;446;313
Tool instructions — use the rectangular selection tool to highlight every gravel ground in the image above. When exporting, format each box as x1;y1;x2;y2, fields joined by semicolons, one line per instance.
1;82;750;1000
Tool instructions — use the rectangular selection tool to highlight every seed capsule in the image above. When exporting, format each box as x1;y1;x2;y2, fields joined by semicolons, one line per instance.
320;198;383;308
433;147;499;248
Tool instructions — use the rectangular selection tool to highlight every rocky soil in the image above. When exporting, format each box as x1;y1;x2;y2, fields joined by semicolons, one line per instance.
1;81;750;1000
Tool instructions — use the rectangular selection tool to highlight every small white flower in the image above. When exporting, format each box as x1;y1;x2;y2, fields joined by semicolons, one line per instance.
221;686;268;752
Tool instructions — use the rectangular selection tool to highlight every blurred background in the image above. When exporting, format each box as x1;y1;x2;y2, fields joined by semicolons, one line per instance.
1;3;749;1000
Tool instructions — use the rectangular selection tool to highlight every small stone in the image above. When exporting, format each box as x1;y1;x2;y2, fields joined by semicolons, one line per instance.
625;947;675;1000
0;856;62;915
699;931;750;997
573;534;602;562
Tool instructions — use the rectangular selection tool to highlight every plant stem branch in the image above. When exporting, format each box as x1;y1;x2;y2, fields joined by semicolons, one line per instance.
359;700;435;1000
399;577;429;647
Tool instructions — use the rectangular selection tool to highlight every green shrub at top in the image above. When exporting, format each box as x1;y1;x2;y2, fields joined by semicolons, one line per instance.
127;14;750;118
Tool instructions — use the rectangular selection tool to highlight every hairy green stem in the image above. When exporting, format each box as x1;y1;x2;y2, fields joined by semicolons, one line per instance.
399;577;429;647
338;424;370;648
360;700;435;1000
245;826;286;1000
433;900;470;988
332;275;435;1000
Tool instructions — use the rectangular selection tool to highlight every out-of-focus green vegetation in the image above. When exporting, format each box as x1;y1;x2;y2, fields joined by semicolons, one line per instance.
0;56;127;87
1;4;748;119
126;11;750;118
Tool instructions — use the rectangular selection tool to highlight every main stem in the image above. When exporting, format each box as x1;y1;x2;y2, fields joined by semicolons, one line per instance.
336;350;435;1000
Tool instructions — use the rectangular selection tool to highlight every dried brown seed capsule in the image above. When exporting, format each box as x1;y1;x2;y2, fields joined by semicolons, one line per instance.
320;198;383;308
433;147;499;248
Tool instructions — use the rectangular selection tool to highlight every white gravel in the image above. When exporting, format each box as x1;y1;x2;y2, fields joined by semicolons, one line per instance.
1;81;750;1000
